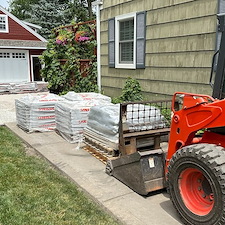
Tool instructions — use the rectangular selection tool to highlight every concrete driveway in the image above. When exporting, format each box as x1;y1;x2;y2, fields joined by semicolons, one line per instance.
0;92;48;125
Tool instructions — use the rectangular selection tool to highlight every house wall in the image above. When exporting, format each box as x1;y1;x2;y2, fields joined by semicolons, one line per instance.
100;0;218;100
0;10;39;41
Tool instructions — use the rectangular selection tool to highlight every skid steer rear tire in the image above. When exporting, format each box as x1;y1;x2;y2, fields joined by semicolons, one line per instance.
167;144;225;225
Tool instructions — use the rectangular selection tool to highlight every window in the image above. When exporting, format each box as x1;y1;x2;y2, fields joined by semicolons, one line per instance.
0;15;9;33
12;52;26;59
108;11;146;69
115;13;136;69
0;52;10;58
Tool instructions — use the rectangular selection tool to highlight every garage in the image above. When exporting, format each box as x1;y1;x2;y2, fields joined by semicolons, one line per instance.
0;49;29;83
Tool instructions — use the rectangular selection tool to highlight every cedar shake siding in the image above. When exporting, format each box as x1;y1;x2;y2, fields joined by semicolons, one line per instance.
100;0;218;100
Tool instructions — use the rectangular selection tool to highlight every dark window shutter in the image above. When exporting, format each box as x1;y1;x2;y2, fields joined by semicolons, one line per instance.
136;11;146;69
108;17;115;68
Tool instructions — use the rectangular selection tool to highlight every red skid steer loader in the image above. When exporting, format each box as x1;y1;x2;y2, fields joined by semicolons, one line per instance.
166;13;225;224
84;13;225;225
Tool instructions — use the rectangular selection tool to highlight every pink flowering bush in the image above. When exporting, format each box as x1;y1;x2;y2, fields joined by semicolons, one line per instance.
55;37;67;45
79;36;90;42
75;30;91;43
40;22;97;94
55;29;73;46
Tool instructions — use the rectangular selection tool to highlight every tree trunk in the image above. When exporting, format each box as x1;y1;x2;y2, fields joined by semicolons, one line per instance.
87;0;93;19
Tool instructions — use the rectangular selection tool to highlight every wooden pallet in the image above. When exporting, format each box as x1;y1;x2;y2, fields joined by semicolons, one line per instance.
84;136;119;164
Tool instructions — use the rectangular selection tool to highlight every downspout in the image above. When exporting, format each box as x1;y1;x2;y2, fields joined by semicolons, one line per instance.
92;0;103;93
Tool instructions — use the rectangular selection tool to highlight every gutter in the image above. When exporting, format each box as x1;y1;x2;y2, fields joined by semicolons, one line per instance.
92;0;103;93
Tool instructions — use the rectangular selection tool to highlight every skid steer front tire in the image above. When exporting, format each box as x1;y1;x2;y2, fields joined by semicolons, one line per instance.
167;144;225;225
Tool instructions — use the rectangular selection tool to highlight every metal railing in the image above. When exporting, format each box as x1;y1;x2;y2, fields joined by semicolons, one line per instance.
119;100;171;133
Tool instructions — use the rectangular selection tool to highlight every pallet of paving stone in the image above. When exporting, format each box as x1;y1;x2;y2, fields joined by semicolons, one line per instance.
0;84;10;93
15;93;64;132
63;91;111;102
55;101;92;143
55;92;112;143
9;82;37;94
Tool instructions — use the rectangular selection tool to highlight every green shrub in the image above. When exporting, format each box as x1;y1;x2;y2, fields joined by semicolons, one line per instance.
112;77;143;103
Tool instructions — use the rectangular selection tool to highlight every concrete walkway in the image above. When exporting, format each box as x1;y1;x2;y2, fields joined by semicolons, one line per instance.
0;93;182;225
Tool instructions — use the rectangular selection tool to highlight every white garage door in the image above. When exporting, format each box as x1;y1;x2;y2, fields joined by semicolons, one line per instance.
0;49;29;83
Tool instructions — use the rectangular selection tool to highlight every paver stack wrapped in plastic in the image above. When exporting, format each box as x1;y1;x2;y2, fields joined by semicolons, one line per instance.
84;104;166;150
84;104;120;149
63;92;111;102
15;94;64;132
55;92;111;143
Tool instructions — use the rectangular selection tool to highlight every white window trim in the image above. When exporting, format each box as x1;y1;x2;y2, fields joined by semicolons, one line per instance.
115;12;136;69
0;14;9;33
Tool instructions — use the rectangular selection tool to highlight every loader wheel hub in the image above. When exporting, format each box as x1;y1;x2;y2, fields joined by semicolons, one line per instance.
179;168;214;216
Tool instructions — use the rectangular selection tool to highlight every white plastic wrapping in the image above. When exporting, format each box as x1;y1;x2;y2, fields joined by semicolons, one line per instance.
63;91;111;102
84;104;166;149
85;104;120;143
15;93;64;132
55;92;112;143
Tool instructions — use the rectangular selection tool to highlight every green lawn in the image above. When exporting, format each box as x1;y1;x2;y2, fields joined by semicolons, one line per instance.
0;126;119;225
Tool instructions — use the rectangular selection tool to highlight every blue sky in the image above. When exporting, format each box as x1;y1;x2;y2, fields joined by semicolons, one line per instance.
0;0;10;9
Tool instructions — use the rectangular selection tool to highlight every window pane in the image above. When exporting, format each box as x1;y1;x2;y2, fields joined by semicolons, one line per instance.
0;24;6;30
120;19;134;41
0;17;5;23
119;18;134;64
12;53;26;59
120;42;133;62
0;53;10;58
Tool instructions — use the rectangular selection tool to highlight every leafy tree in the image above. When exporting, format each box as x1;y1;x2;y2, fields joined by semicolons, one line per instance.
9;0;39;20
25;0;72;39
9;0;93;39
66;0;91;23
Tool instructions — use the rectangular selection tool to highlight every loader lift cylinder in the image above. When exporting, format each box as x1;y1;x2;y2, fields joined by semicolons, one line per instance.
212;13;225;99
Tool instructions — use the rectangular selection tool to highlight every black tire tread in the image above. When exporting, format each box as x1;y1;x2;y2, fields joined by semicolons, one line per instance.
167;143;225;225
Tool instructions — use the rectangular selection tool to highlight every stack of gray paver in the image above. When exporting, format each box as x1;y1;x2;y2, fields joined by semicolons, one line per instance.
15;93;64;132
55;92;112;143
0;84;11;93
0;82;37;94
9;82;37;93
